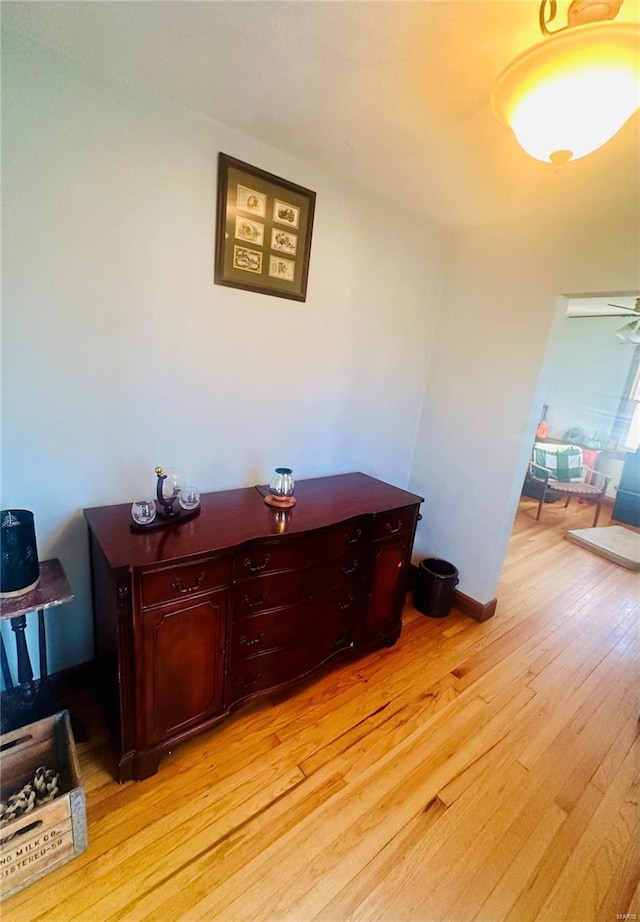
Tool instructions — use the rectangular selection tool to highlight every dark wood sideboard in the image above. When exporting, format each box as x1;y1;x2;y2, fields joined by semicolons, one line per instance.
84;472;423;781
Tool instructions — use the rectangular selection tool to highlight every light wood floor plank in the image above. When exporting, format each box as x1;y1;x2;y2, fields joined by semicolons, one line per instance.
178;688;535;921
537;735;640;920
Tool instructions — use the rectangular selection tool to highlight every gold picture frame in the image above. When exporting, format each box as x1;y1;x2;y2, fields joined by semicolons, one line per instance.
215;153;316;301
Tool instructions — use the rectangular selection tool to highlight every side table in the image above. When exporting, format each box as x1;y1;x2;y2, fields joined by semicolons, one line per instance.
0;558;81;735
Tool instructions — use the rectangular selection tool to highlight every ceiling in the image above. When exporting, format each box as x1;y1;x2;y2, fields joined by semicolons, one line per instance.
2;0;639;230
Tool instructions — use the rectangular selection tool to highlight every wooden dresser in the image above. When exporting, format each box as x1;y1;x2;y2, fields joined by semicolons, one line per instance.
84;472;423;780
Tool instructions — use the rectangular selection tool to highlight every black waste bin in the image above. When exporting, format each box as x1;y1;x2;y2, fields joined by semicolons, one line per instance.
521;472;558;502
413;558;459;618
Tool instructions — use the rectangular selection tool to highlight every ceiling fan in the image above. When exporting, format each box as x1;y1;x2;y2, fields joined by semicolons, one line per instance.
567;296;640;343
612;297;640;344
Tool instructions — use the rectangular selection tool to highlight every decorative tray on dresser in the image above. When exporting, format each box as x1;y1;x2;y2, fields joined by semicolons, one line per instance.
84;472;424;780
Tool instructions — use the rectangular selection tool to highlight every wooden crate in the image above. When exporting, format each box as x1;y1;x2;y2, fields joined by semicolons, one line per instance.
0;710;87;900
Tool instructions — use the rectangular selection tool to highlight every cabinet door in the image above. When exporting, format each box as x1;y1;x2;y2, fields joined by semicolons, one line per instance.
362;538;410;647
139;590;227;747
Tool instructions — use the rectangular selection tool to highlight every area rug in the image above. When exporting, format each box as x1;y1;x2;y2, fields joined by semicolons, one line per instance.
566;525;640;571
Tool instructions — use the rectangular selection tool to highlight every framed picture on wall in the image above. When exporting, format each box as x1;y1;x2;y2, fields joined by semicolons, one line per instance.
214;153;316;301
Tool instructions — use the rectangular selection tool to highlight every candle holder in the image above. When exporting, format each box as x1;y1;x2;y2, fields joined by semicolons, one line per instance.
130;466;201;532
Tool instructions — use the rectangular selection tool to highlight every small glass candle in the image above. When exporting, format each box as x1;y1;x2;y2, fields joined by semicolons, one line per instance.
131;499;157;526
179;487;200;511
269;468;295;499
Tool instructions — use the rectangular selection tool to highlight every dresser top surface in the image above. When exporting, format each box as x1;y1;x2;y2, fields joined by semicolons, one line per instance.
84;472;424;570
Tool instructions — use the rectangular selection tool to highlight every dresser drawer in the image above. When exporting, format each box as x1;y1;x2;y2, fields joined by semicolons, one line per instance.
228;592;359;707
230;580;362;659
139;557;231;608
371;505;417;541
230;605;307;658
234;517;371;580
227;645;313;705
305;593;358;663
232;552;367;617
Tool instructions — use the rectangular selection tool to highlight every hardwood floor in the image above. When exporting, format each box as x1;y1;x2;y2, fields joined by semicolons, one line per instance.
3;498;639;921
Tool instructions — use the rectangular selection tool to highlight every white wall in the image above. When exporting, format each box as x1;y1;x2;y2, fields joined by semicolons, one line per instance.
1;33;450;678
410;195;640;604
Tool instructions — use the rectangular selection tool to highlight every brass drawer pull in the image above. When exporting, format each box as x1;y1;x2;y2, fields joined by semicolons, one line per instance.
244;554;270;572
345;529;362;545
171;572;205;594
342;560;359;575
338;594;355;610
241;591;267;609
238;674;261;688
239;631;264;647
385;520;402;534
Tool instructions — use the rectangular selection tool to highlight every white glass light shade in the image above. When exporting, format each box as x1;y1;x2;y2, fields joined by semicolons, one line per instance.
492;23;640;163
616;316;640;343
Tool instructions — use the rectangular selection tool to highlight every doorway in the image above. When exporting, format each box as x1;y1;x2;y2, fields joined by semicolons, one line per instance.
514;292;640;536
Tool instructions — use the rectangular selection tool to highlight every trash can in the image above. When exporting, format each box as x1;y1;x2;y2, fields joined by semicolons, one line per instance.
413;558;459;618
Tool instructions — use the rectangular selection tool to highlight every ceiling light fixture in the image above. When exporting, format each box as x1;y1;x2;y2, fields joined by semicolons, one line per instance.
491;0;640;166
